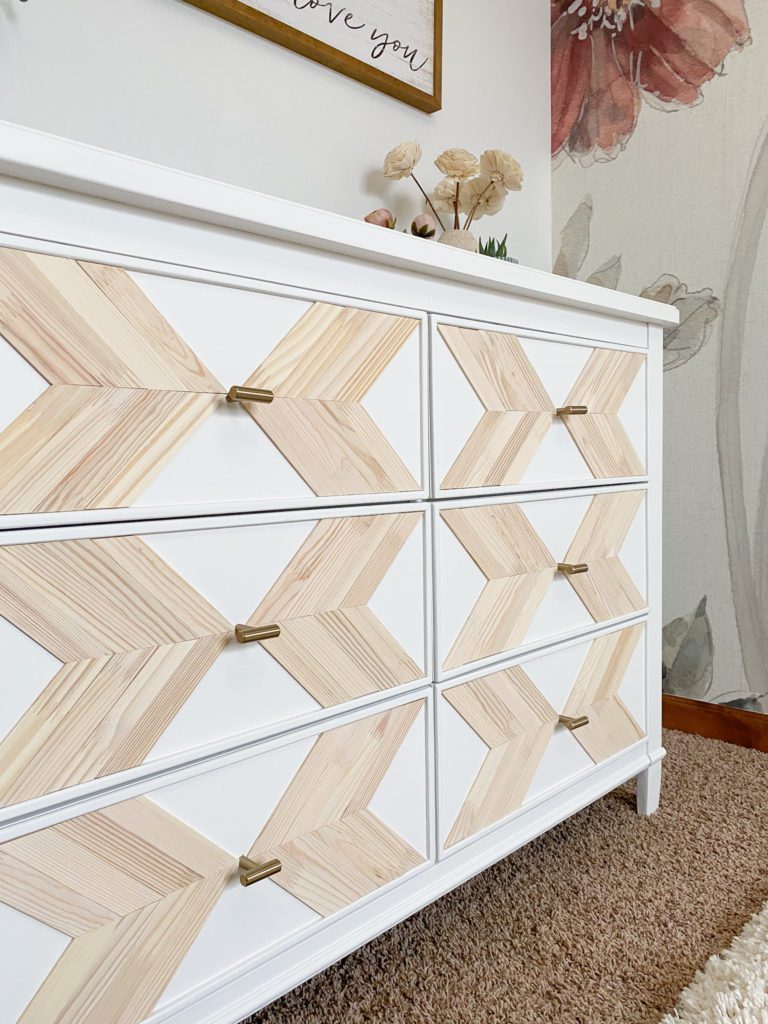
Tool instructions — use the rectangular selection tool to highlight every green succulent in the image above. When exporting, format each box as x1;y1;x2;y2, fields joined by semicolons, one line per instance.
479;234;509;259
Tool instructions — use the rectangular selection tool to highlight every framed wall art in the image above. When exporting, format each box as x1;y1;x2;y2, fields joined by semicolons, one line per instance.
184;0;443;113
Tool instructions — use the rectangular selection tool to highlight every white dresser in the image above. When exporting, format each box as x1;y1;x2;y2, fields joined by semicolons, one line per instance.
0;123;677;1024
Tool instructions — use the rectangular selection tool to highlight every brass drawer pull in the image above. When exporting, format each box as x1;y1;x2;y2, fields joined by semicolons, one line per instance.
557;562;589;575
239;856;282;886
226;385;274;404
235;623;281;643
556;405;588;416
559;714;590;731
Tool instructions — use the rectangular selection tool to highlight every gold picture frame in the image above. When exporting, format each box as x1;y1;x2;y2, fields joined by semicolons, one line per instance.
183;0;443;113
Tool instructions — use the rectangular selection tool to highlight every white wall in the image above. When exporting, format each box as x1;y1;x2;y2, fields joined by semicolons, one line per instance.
0;0;551;270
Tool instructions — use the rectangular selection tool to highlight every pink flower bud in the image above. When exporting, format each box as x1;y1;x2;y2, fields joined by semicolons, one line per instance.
411;213;436;238
364;208;397;229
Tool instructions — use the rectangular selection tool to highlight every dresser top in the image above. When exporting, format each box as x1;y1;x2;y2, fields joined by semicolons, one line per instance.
0;120;677;328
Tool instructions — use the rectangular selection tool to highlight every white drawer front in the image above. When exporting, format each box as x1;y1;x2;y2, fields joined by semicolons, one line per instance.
0;693;431;1024
0;245;426;523
431;317;647;496
0;506;429;810
434;487;647;679
437;623;647;853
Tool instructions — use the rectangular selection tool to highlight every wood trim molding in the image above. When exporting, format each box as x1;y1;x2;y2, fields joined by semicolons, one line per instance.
663;694;768;753
183;0;443;113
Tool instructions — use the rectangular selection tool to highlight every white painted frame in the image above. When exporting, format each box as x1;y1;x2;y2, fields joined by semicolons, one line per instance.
429;312;650;500
434;617;652;858
0;502;433;830
431;483;649;681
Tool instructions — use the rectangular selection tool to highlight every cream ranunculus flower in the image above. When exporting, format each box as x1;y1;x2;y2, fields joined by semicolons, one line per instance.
479;150;523;191
430;176;461;213
382;140;423;180
464;174;506;220
434;147;479;181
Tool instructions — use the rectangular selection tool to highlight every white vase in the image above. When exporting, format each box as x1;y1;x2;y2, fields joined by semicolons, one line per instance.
438;229;478;253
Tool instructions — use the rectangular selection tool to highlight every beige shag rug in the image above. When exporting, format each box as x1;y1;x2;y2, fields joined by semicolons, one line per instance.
661;901;768;1024
243;730;768;1024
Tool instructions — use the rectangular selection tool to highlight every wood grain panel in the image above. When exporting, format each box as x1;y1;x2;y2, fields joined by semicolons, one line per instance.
438;324;554;489
0;536;230;661
561;625;646;761
440;493;645;671
0;537;232;806
0;248;222;391
0;701;425;1019
0;636;228;806
441;503;556;670
564;490;646;621
438;325;553;411
0;250;421;513
250;513;424;705
444;666;558;845
441;410;552;490
443;625;645;845
249;302;418;402
562;349;645;477
246;398;418;496
0;386;218;514
250;701;426;914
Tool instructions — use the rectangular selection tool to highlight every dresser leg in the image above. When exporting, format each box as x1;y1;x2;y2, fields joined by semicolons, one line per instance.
636;761;662;816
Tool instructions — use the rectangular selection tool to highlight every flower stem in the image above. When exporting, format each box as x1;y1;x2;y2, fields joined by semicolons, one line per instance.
464;180;495;230
410;173;446;231
454;182;460;230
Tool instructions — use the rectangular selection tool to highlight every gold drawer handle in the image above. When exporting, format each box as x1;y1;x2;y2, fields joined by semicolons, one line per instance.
559;714;590;731
556;405;588;416
239;856;282;886
226;385;274;404
235;623;281;643
557;562;589;575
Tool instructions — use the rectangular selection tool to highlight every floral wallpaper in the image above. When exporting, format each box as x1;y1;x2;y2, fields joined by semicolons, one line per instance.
552;0;768;713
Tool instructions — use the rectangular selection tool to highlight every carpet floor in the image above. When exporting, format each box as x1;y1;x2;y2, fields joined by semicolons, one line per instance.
242;730;768;1024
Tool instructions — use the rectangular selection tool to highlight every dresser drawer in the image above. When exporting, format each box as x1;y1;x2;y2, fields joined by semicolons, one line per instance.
0;693;431;1024
0;505;429;811
0;245;426;523
437;623;646;853
433;487;646;679
431;316;647;496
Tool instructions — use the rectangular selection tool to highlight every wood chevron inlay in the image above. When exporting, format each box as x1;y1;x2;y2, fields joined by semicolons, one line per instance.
441;504;556;670
439;324;554;488
0;699;424;1021
437;323;646;488
440;493;646;670
443;626;646;846
0;510;423;805
0;248;421;513
0;797;235;1024
249;513;424;705
0;536;232;805
561;349;646;478
561;624;645;761
444;666;558;846
563;490;646;621
250;701;426;915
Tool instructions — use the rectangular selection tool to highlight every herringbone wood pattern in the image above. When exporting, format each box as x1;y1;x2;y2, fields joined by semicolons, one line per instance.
443;626;645;846
440;492;645;671
437;323;645;488
0;513;424;805
0;701;425;1022
0;248;420;513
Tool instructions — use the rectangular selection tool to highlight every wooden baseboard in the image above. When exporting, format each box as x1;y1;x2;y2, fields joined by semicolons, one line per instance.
663;694;768;753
